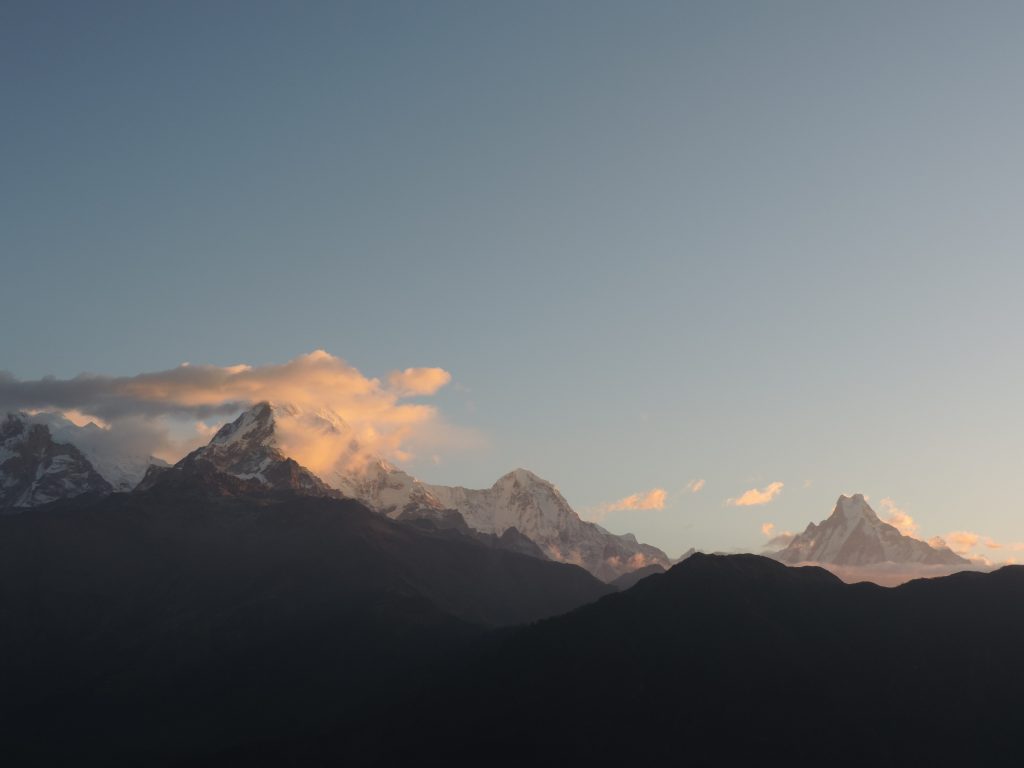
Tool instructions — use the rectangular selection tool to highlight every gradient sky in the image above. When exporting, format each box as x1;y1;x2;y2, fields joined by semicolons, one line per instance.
4;1;1024;559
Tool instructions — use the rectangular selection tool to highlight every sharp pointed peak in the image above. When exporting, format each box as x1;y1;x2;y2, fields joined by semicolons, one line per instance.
830;493;877;520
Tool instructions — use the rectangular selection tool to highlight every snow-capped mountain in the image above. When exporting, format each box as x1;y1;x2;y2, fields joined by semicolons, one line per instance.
331;457;447;516
26;411;167;491
1;413;112;509
170;402;670;580
165;402;339;497
423;469;670;581
771;493;968;566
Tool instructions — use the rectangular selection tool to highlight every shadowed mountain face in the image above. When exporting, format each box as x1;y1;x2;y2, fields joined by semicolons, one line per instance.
0;413;112;508
0;481;611;764
609;562;665;590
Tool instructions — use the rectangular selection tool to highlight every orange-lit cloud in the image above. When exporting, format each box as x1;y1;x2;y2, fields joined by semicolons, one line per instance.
605;552;663;570
944;531;981;556
728;481;784;507
589;488;668;521
387;367;452;396
0;350;463;469
879;497;917;537
687;478;705;493
926;531;1024;564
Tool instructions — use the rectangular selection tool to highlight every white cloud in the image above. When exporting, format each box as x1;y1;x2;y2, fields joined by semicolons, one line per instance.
728;481;784;507
686;478;705;493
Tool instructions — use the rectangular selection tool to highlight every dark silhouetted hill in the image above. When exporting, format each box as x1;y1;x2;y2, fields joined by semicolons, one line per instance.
0;478;611;764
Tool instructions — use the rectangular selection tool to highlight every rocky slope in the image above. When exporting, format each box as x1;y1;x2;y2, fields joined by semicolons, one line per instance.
0;413;112;509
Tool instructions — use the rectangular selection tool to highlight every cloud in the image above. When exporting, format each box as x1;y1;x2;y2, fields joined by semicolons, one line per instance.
589;488;668;522
686;478;705;493
0;350;463;468
728;481;784;507
761;522;795;549
604;552;663;570
924;530;1024;566
944;531;980;556
878;497;917;537
387;367;452;397
765;532;796;549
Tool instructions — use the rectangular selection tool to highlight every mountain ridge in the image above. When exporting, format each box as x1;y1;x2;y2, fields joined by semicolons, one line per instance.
161;401;671;580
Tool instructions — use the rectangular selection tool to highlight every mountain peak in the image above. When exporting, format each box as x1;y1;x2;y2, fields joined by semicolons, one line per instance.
172;402;338;497
772;492;968;567
830;493;879;525
495;468;547;487
209;401;277;448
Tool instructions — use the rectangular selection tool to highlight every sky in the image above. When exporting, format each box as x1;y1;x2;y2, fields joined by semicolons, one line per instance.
3;1;1024;560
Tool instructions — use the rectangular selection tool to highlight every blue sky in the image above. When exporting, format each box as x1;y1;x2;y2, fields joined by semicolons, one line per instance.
3;2;1024;558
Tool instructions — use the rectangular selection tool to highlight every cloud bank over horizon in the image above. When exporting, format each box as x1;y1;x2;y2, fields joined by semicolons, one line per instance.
0;350;462;466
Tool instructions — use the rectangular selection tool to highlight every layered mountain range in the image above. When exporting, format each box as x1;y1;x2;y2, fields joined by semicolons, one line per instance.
771;493;968;566
2;410;1017;765
1;403;669;581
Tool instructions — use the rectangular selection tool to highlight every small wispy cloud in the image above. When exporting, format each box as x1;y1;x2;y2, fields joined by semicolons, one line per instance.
686;478;705;493
588;488;667;522
879;497;917;537
728;481;784;507
760;522;795;549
